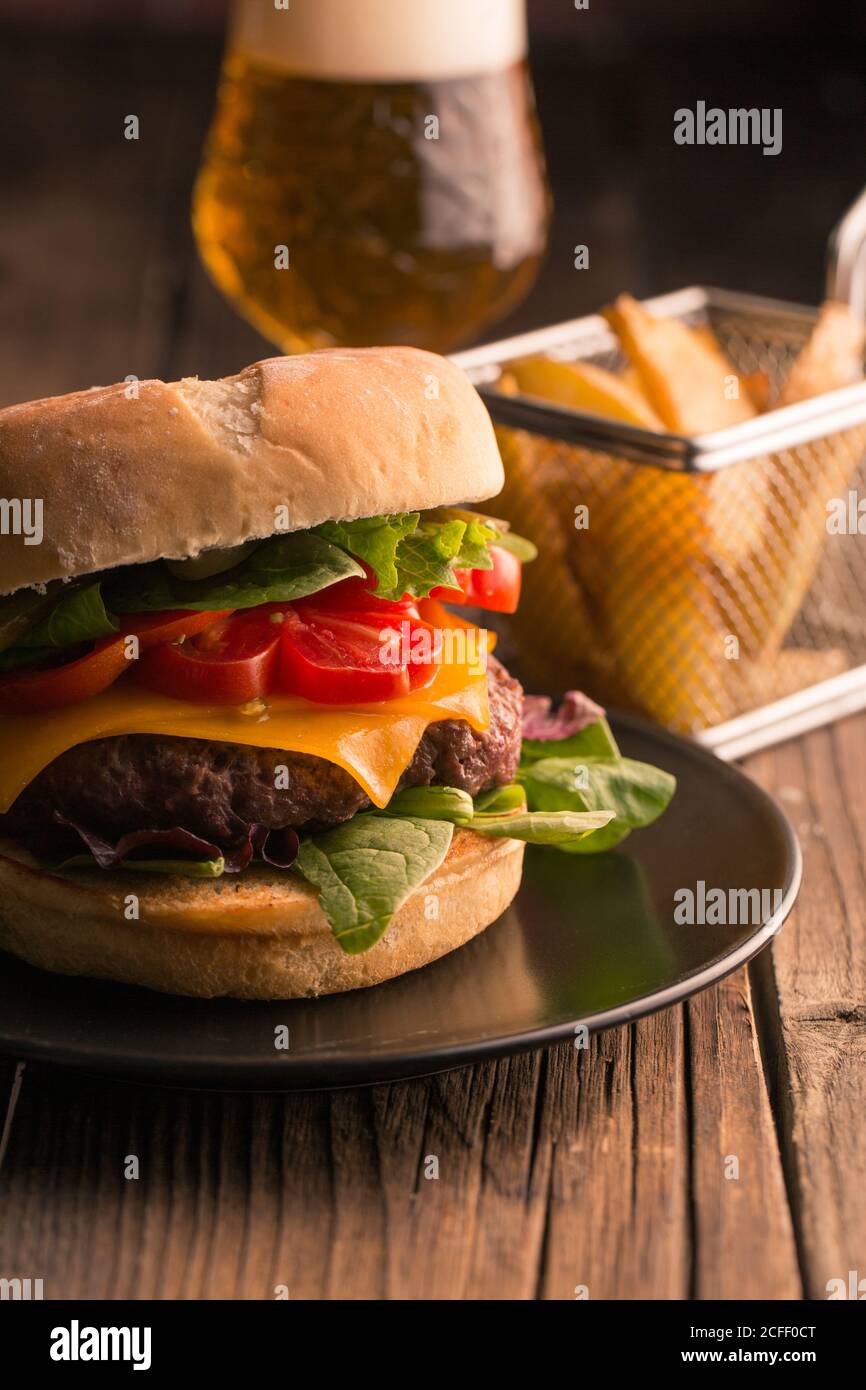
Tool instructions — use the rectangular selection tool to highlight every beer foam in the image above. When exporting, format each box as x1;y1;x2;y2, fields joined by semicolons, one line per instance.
230;0;527;81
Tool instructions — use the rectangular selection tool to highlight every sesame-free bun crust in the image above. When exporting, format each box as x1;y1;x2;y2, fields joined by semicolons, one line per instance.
0;347;504;595
0;831;523;999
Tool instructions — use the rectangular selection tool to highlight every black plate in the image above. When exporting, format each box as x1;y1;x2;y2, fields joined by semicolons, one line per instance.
0;716;800;1090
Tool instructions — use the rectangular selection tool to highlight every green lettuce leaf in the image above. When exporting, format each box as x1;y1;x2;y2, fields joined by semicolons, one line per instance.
314;513;419;594
378;519;468;600
322;512;492;601
105;533;365;613
452;517;497;571
520;714;622;765
385;781;616;852
293;813;453;953
468;808;615;849
386;785;475;824
490;530;538;563
315;511;502;599
18;582;118;648
381;712;675;862
0;586;59;654
56;509;530;625
517;753;676;853
471;784;527;815
0;582;118;670
428;507;537;564
55;854;226;877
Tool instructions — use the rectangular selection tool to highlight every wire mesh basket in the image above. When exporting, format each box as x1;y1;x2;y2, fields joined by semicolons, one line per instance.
453;275;866;759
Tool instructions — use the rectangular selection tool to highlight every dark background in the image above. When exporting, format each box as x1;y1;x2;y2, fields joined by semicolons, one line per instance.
0;1;863;402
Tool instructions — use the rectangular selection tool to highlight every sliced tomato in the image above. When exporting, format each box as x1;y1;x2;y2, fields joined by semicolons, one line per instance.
429;544;522;614
298;572;418;617
120;609;233;650
133;606;284;705
276;606;436;704
0;636;131;715
470;545;522;613
0;609;232;715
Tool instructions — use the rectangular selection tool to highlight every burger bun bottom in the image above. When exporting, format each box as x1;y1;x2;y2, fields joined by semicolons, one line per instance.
0;831;524;999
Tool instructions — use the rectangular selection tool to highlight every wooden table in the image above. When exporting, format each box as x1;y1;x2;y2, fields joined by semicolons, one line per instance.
0;22;864;1301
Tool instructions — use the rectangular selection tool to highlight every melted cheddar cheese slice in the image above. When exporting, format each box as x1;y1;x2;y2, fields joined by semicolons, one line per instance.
0;621;490;813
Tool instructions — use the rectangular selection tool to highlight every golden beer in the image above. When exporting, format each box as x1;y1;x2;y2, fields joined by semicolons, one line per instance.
193;0;550;353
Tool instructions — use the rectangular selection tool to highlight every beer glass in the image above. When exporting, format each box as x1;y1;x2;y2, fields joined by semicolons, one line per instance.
193;0;550;353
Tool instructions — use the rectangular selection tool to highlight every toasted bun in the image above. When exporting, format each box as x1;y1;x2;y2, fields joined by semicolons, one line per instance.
0;831;523;999
0;347;503;595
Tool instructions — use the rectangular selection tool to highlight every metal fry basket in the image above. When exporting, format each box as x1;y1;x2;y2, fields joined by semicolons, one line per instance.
452;195;866;760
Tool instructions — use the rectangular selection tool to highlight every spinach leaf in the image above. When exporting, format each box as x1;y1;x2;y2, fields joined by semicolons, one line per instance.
105;533;365;612
520;715;622;765
467;808;615;849
0;586;58;654
386;785;475;824
55;855;226;878
19;582;117;648
518;755;676;853
471;784;527;815
294;814;453;953
385;781;616;852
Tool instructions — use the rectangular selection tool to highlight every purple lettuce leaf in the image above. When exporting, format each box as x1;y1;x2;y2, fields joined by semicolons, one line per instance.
52;813;299;874
521;690;606;742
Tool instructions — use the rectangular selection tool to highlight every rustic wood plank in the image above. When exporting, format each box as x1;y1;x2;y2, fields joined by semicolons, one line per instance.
462;1050;550;1299
537;1007;690;1300
0;965;801;1301
745;717;866;1301
374;1056;542;1300
687;969;801;1299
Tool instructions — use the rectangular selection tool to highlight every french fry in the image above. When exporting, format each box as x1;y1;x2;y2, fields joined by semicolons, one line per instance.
620;363;651;403
601;293;766;563
777;301;865;406
597;295;771;719
505;355;656;612
692;322;770;411
509;355;663;429
754;301;866;653
603;295;758;433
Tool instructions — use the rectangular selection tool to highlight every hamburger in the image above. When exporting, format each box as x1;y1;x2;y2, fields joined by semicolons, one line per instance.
0;347;673;998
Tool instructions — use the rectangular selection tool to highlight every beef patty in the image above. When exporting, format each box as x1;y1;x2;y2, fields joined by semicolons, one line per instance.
1;657;523;854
